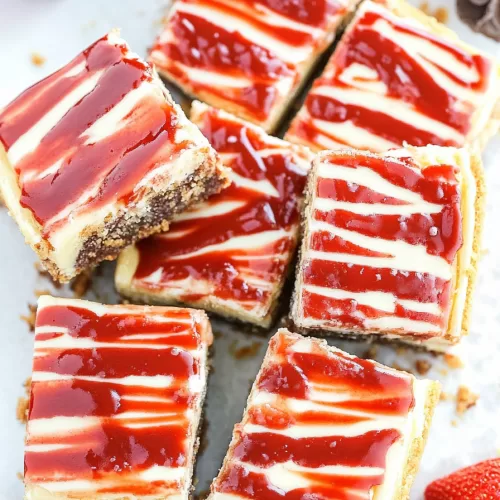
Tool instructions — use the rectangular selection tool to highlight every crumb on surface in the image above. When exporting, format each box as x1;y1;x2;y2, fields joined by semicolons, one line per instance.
456;385;479;415
229;340;262;360
17;378;32;423
30;52;46;66
415;359;432;375
16;397;29;424
71;270;93;298
418;2;448;23
395;346;407;356
439;368;448;376
34;289;52;298
451;419;458;427
20;303;37;333
16;472;23;481
440;391;450;401
444;353;464;369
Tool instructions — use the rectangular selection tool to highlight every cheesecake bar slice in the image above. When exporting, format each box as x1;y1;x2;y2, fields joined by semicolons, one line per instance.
116;102;312;328
209;329;440;500
291;146;485;351
149;0;361;132
0;31;228;282
286;0;500;152
24;295;212;500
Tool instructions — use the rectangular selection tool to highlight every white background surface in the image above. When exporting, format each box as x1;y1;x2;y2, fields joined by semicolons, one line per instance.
0;1;499;499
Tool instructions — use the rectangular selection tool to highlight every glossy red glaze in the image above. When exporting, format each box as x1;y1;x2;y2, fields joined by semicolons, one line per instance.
150;0;347;122
0;35;183;234
301;152;462;336
290;5;492;149
25;303;209;496
133;108;308;315
212;331;415;498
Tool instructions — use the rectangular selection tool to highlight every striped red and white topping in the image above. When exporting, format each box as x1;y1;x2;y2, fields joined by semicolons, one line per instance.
292;147;467;341
24;296;212;499
0;32;215;275
209;329;423;500
150;0;360;130
126;103;312;326
286;0;498;152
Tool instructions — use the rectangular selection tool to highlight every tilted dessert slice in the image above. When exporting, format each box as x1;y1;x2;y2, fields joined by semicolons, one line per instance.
24;295;212;500
286;0;500;152
116;102;313;328
149;0;361;132
291;146;485;351
0;31;228;282
209;329;440;500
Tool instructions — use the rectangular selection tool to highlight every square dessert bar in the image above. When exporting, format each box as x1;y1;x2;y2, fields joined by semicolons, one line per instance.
209;329;440;500
24;295;212;500
286;0;500;152
149;0;361;132
116;102;313;328
291;146;485;351
0;31;228;282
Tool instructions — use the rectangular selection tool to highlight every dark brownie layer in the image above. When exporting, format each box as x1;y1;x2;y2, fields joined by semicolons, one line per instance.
74;159;228;277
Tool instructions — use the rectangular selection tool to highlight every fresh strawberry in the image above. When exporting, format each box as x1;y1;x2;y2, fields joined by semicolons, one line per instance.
425;458;500;500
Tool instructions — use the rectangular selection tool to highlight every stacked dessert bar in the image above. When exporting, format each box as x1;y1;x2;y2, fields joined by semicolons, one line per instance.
0;0;495;499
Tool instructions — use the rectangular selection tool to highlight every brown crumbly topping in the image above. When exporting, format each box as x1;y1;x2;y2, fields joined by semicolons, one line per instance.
71;271;93;298
444;353;464;369
34;262;62;289
30;52;46;66
415;359;432;375
456;385;479;415
362;346;378;359
20;303;37;332
229;340;262;360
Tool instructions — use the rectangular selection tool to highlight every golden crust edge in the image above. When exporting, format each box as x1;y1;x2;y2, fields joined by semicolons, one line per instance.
458;151;486;338
396;380;441;500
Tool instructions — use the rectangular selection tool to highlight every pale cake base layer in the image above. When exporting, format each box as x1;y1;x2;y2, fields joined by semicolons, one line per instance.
290;146;485;351
208;330;440;500
115;227;296;330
